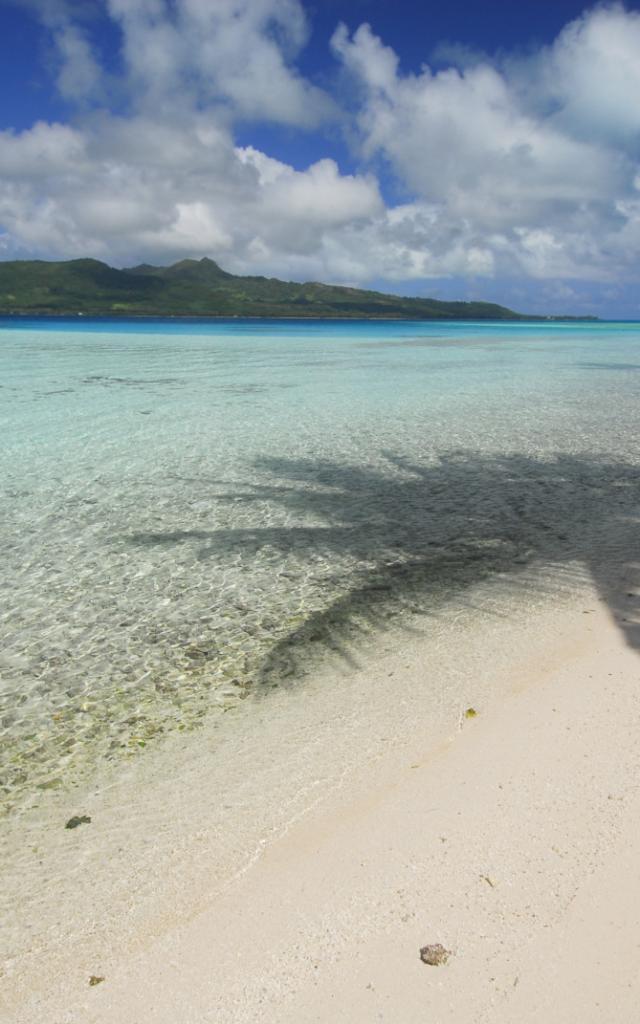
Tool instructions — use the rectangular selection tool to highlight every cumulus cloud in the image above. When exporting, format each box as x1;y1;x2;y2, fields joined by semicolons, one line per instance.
1;1;640;305
539;3;640;147
12;0;334;123
0;110;383;275
331;7;640;282
103;0;336;125
0;0;359;269
236;148;382;225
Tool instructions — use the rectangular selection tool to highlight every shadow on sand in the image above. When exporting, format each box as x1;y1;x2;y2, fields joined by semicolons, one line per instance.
128;450;640;687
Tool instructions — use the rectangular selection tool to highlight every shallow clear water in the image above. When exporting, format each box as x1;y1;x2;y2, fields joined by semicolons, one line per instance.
2;316;640;811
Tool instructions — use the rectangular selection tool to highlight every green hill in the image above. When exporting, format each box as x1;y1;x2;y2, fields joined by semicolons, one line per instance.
0;256;529;319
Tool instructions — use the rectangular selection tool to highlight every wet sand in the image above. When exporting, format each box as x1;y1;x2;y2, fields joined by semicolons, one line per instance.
4;575;640;1023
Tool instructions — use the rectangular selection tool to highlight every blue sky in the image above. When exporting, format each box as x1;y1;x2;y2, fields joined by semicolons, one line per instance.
1;1;640;315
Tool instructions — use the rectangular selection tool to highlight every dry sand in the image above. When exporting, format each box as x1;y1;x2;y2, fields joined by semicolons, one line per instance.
4;586;640;1023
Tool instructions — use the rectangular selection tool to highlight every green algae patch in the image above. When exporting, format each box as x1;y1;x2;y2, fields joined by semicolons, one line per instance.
65;814;91;829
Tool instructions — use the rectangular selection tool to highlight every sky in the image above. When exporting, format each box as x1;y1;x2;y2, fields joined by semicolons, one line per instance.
1;1;640;315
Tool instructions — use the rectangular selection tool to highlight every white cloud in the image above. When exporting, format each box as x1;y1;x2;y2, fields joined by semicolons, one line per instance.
103;0;335;125
1;1;640;308
236;148;382;225
0;112;383;272
10;0;107;103
330;6;640;283
0;121;87;177
53;23;104;101
541;3;640;146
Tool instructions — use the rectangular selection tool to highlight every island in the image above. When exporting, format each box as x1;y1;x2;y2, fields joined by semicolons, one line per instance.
0;256;591;320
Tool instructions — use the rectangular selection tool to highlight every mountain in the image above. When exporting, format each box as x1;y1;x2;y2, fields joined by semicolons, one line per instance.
0;256;530;319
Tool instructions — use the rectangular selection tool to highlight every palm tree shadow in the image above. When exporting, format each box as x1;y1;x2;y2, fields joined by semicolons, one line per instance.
129;450;640;689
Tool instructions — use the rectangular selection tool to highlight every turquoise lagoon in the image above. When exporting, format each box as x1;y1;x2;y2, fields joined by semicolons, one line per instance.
2;317;640;812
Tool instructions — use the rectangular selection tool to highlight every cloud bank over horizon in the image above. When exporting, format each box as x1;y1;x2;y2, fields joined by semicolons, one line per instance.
1;0;640;313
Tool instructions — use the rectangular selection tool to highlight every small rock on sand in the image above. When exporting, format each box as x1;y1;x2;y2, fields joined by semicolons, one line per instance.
419;943;451;966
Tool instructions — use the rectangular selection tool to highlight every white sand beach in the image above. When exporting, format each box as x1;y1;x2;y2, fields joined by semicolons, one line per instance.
4;569;640;1023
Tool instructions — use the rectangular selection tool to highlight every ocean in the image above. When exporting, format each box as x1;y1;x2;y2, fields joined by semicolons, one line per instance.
2;316;640;816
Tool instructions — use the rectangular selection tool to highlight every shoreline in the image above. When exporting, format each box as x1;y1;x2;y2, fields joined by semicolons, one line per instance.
0;312;597;324
4;566;640;1022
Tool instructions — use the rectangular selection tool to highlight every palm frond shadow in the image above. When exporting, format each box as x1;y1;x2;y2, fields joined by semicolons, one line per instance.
129;450;640;689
